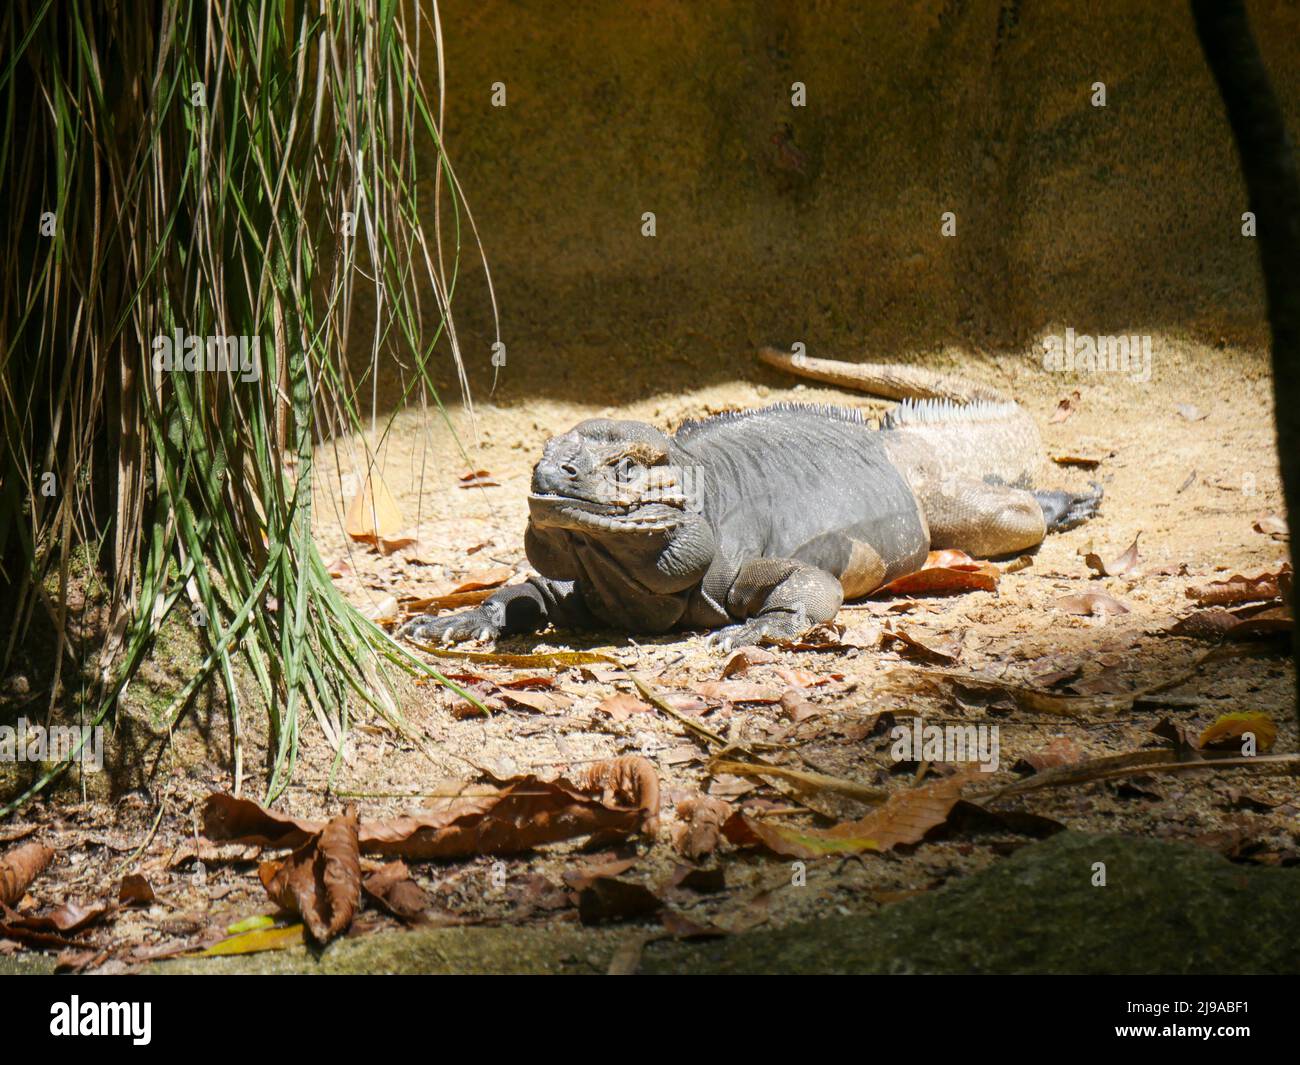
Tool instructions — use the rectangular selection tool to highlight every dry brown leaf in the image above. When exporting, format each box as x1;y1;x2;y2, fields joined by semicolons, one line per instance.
259;808;362;945
378;531;418;554
672;796;732;861
497;674;556;690
1186;566;1289;607
669;865;727;893
721;647;778;676
361;594;400;624
694;681;783;704
402;567;516;614
660;909;729;940
403;588;496;613
3;900;112;935
1253;515;1288;540
458;469;499;489
1168;603;1293;640
361;860;429;923
779;689;822;722
723;774;968;859
1050;391;1081;423
1051;453;1105;469
880;624;962;664
204;795;322;849
443;566;515;592
562;857;639;891
1055;591;1130;617
774;666;827;688
0;843;53;906
0;924;85;951
577;877;663;925
118;874;154;906
496;687;570;714
1014;737;1085;774
596;692;654;721
1084;533;1142;578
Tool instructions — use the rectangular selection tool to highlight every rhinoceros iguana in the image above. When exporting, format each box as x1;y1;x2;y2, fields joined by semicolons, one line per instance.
401;349;1101;651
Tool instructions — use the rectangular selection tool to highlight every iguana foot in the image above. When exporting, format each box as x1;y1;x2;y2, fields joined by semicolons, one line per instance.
1035;482;1103;533
399;606;502;645
706;608;809;653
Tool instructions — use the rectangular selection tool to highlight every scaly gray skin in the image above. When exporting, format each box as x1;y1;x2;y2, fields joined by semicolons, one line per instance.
402;355;1102;651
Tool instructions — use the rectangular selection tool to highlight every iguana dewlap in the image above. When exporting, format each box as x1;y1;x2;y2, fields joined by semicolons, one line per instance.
402;351;1101;651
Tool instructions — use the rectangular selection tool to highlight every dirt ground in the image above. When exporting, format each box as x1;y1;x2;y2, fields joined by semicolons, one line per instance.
3;333;1294;972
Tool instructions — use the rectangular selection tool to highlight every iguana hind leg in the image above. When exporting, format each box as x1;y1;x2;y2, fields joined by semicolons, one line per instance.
707;557;844;652
928;479;1102;557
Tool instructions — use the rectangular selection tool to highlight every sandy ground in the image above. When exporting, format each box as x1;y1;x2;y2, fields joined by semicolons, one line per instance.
3;336;1295;969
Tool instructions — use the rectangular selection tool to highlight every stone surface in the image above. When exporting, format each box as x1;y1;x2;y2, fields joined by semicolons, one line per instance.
642;832;1300;974
6;832;1295;975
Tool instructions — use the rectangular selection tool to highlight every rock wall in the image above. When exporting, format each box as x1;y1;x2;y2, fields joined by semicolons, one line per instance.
425;0;1300;400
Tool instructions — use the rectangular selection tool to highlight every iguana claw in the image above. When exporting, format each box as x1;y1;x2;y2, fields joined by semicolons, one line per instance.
1035;482;1104;533
706;608;809;653
399;608;502;645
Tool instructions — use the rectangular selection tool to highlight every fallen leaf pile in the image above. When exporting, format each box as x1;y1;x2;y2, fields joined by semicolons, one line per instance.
1169;564;1293;641
1;843;113;954
196;757;660;944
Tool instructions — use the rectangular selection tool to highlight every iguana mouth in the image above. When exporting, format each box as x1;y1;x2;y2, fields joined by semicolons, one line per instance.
528;492;684;533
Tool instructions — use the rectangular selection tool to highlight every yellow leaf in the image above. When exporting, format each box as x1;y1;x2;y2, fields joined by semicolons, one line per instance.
195;923;304;956
225;913;275;935
1198;712;1276;752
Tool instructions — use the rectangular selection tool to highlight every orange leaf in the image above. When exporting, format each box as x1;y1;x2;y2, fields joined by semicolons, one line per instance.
0;842;53;906
344;472;405;542
722;774;968;859
1197;712;1276;752
879;551;999;596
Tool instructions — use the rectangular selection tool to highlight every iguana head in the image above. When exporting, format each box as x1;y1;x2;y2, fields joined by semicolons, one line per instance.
528;419;699;535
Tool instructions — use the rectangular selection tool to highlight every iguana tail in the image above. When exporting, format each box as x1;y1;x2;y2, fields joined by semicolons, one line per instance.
758;346;1011;405
758;345;1040;489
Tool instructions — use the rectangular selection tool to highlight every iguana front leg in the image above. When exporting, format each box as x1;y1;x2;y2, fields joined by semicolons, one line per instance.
399;576;593;644
707;558;844;652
